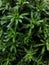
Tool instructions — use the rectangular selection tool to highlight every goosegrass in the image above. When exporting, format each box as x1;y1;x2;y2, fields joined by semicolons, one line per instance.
0;0;49;65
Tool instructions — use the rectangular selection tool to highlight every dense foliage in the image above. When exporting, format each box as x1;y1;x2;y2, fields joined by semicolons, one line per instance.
0;0;49;65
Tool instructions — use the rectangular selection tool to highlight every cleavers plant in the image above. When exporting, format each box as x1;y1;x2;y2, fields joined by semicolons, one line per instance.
0;0;49;65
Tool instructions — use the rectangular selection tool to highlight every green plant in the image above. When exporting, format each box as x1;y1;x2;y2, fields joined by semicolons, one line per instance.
0;0;49;65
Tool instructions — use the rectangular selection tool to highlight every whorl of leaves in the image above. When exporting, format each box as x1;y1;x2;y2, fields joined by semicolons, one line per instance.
0;0;49;65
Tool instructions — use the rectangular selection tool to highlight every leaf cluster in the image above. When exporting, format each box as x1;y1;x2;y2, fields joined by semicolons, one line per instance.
0;0;49;65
